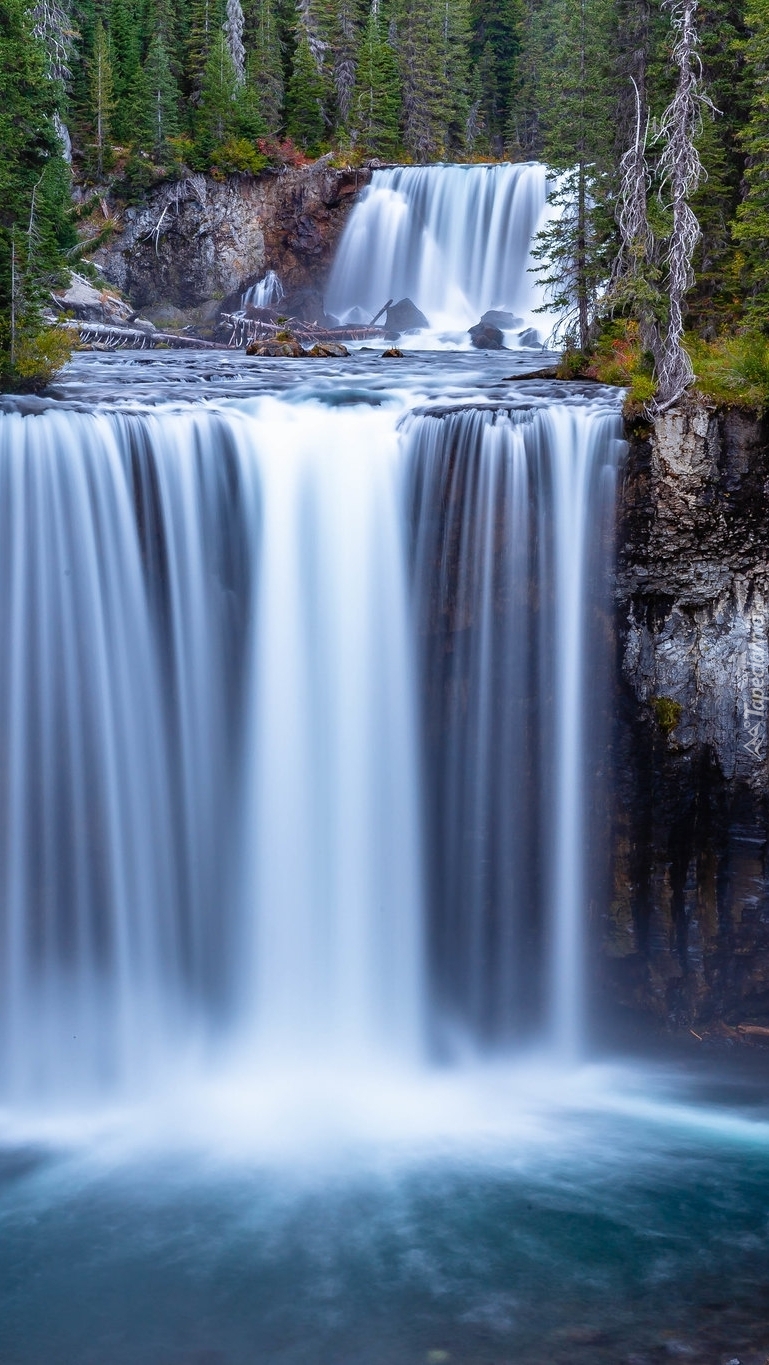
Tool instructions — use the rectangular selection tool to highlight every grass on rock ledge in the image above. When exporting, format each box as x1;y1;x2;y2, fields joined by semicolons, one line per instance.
559;321;769;417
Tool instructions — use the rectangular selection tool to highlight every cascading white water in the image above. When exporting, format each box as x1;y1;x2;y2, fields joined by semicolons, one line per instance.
240;270;284;310
0;377;622;1098
0;399;424;1097
326;163;555;340
408;400;623;1053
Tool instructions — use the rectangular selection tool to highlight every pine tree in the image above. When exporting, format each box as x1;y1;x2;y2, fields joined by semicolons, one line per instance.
332;0;359;130
197;28;238;148
732;0;769;323
233;51;268;138
506;0;548;156
469;0;521;152
0;0;72;380
136;32;180;158
441;0;472;152
613;0;712;406
31;0;76;159
187;0;225;94
395;0;453;158
31;0;75;85
351;0;400;155
530;0;618;348
686;0;749;329
286;26;326;150
89;18;115;176
245;0;284;131
109;0;142;141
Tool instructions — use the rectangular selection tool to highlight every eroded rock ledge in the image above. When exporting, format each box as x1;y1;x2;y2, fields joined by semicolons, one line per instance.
92;160;369;314
604;398;769;1033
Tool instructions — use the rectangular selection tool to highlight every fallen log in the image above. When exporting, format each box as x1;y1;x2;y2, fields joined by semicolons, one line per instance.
369;298;393;327
222;313;386;349
64;320;226;351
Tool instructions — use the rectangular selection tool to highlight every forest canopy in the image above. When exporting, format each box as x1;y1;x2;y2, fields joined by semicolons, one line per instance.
1;0;768;393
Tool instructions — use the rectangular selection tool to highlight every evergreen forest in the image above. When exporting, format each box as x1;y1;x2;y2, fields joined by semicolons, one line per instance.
2;0;769;392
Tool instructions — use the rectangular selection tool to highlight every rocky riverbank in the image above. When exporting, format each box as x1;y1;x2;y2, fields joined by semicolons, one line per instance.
79;159;369;330
604;398;769;1037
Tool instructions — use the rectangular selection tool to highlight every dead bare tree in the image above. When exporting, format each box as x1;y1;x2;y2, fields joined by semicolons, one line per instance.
613;0;714;410
31;0;76;160
652;0;713;405
224;0;246;85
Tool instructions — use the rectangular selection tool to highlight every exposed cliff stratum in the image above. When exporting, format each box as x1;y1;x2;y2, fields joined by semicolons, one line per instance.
607;399;769;1034
91;161;369;317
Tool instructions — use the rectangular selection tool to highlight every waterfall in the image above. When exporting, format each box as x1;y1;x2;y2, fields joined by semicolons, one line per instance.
408;402;623;1053
0;385;621;1099
241;271;284;311
326;164;555;340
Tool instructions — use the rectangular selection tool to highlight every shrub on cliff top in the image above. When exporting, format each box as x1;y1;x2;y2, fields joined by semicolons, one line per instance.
686;332;769;412
557;320;657;411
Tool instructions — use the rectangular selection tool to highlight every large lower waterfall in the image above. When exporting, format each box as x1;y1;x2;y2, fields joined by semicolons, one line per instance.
326;163;554;339
0;370;622;1098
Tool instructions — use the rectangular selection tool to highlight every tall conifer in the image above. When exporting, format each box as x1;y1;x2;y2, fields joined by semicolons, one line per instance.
89;18;115;175
351;0;400;155
286;26;326;149
137;32;180;157
197;28;238;147
734;0;769;322
245;0;284;131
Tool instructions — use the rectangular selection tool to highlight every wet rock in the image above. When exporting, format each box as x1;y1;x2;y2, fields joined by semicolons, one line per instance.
283;285;328;326
480;309;522;329
385;297;430;332
382;348;404;358
518;327;542;346
246;339;304;357
468;322;504;349
605;397;769;1031
140;302;190;330
307;341;349;357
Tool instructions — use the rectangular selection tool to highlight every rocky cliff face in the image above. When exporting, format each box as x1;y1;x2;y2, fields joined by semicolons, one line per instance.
93;161;369;314
604;399;769;1034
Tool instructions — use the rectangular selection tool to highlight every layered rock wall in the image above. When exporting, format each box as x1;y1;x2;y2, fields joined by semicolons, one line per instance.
605;400;769;1031
93;161;369;312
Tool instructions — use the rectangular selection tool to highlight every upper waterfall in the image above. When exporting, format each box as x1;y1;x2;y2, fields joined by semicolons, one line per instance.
326;163;556;344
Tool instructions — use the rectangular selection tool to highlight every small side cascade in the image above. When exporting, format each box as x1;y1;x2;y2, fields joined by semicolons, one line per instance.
240;271;284;311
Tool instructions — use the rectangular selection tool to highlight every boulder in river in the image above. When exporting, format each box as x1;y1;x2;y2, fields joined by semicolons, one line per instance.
382;348;404;358
385;298;430;333
480;309;523;330
307;341;349;357
468;322;504;350
246;339;305;357
518;327;542;347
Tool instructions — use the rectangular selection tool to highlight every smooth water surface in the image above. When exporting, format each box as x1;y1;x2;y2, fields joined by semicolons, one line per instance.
1;1057;769;1365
